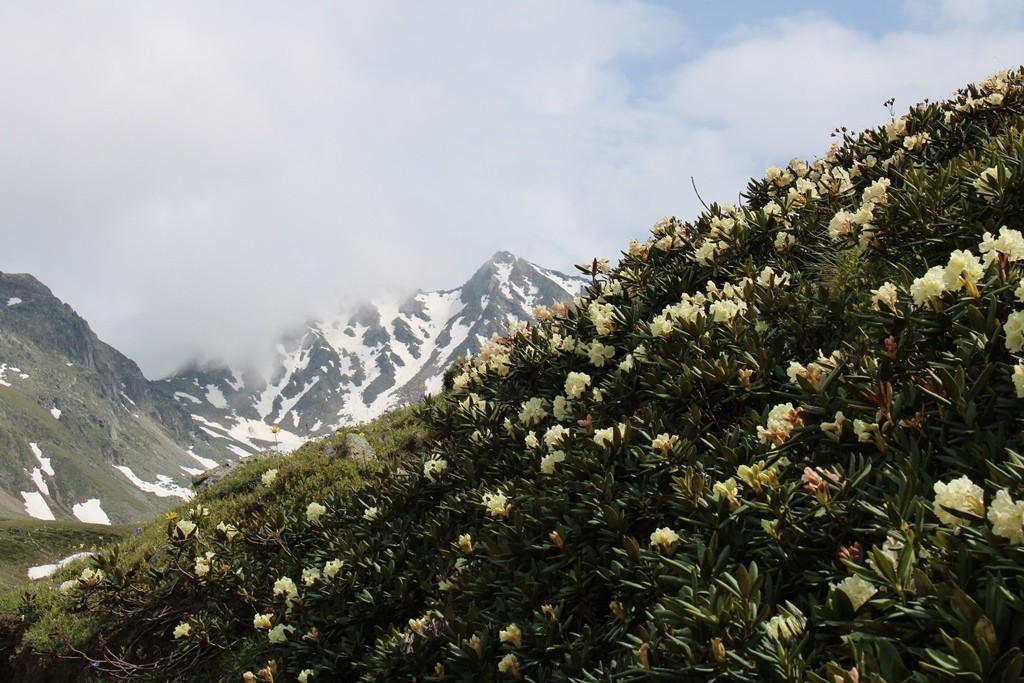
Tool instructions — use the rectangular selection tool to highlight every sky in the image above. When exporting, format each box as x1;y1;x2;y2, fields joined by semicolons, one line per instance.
1;0;1022;379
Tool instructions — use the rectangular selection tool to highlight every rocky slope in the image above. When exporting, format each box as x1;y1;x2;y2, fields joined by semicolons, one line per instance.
0;273;223;524
158;251;588;456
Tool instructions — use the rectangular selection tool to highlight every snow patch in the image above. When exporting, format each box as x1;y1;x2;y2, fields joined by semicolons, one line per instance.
186;449;218;470
72;499;111;525
205;384;229;409
50;406;62;419
7;297;22;306
29;443;55;476
174;391;202;404
180;465;205;476
27;552;95;580
113;466;193;500
30;467;48;496
21;491;55;520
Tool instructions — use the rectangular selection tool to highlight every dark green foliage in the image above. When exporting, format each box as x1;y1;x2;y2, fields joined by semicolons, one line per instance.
7;68;1024;683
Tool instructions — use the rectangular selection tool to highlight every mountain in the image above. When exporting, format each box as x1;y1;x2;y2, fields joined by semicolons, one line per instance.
0;273;223;524
157;251;588;455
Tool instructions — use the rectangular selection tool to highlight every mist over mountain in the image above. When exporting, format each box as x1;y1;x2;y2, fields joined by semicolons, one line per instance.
0;252;585;522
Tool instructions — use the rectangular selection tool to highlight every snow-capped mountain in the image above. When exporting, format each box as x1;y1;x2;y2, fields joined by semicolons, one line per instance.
0;273;223;524
159;252;588;454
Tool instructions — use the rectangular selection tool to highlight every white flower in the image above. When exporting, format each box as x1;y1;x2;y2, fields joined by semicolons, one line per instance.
649;314;674;337
943;249;984;292
540;450;566;474
267;623;294;643
524;431;540;449
175;520;197;538
194;552;214;578
363;506;379;521
593;427;615;448
933;475;986;525
173;622;191;639
544;424;569;448
305;502;327;523
253;612;273;629
58;579;77;594
1005;311;1024;353
518;397;549;425
499;623;523;649
273;576;299;606
302;567;321;586
870;282;899;311
693;240;719;266
564;372;591;399
216;521;238;541
828;210;856;239
482;491;511;518
323;559;344;579
757;403;802;447
589;302;617;335
763;607;804;641
588;341;616;367
297;670;314;683
497;653;520;676
862;177;891;205
552;395;571;421
973;166;999;192
910;266;946;305
262;469;278;485
1014;363;1024;398
988;489;1024;544
650;527;679;551
832;575;877;611
980;226;1024;266
423;456;448;482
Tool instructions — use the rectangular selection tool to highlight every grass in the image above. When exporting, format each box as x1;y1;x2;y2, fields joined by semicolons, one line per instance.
0;518;134;599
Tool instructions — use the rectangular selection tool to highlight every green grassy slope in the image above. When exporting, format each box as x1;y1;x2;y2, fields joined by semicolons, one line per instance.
4;68;1024;683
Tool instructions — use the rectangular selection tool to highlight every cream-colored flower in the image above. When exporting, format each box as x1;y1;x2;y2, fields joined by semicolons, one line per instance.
302;567;321;586
757;403;803;447
1013;363;1024;398
458;533;474;554
482;491;511;518
297;670;314;683
943;249;985;292
363;506;379;521
216;521;239;541
498;653;521;677
588;341;616;367
306;502;327;523
544;424;569;449
980;226;1024;266
933;475;985;525
274;576;299;606
499;623;522;649
267;623;294;643
713;478;741;509
1005;311;1024;353
323;559;344;579
832;575;877;611
194;551;214;578
552;395;571;421
540;450;566;474
524;431;540;449
173;622;191;639
988;489;1024;544
423;456;448;482
564;372;591;399
910;266;946;305
870;282;899;312
593;427;615;448
820;410;846;438
518;397;549;425
175;520;197;538
763;608;804;641
253;612;273;629
651;433;678;454
262;469;278;485
649;527;679;551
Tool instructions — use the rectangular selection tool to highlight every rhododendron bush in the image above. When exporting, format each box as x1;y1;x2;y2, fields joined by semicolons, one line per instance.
10;68;1024;682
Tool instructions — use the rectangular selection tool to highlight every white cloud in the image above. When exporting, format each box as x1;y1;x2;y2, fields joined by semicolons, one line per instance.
0;1;1020;377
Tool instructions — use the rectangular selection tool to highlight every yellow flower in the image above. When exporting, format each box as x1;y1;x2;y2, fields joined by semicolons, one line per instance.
270;425;281;434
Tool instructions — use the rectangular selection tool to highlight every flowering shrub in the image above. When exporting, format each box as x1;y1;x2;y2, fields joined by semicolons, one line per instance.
11;68;1024;682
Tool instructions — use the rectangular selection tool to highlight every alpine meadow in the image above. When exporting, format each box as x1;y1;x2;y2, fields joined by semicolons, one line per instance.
3;67;1024;683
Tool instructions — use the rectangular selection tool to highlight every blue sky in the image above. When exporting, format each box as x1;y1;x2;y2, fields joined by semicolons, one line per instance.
0;0;1021;377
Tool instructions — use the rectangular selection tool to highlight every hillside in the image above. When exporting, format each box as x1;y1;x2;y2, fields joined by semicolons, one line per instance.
4;67;1024;682
0;273;224;524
